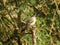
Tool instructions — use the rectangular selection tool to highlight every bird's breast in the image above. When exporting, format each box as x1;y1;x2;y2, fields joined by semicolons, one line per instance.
30;17;36;26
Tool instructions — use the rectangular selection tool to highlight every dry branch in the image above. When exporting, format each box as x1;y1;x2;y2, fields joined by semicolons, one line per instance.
31;26;36;45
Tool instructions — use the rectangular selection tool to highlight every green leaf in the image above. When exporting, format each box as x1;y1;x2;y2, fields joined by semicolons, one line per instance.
0;42;3;45
30;0;36;5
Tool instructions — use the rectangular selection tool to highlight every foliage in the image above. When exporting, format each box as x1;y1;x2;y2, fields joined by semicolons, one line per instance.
0;0;60;45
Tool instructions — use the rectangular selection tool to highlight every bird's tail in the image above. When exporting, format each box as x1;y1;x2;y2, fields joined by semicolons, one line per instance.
21;25;28;33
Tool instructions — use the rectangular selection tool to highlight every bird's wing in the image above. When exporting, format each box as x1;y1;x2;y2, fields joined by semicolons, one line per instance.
27;17;34;24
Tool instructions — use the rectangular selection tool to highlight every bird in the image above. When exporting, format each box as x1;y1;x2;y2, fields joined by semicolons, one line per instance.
21;14;36;33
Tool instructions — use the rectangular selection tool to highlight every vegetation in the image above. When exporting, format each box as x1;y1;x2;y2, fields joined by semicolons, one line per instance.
0;0;60;45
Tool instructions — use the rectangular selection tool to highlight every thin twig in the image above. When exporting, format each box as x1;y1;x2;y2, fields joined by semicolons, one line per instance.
54;0;58;10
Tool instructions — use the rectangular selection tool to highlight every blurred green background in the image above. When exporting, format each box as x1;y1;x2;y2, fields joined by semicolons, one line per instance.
0;0;60;45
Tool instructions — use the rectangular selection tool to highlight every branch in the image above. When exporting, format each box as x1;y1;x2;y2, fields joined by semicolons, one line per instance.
30;26;36;45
